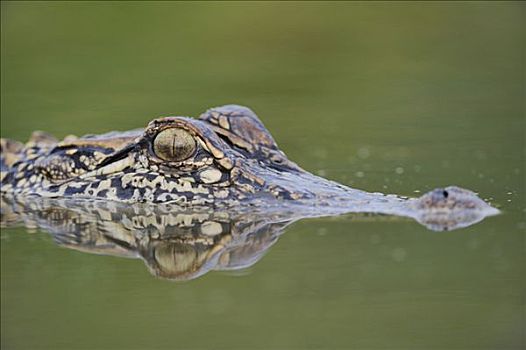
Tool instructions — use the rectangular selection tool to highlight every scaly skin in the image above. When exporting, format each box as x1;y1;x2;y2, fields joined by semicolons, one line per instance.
1;105;319;204
1;104;499;230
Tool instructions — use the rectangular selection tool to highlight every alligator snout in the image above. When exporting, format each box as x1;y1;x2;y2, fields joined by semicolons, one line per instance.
410;186;500;231
414;186;498;212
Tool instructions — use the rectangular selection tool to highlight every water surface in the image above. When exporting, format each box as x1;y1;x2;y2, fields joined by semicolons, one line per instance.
1;2;524;349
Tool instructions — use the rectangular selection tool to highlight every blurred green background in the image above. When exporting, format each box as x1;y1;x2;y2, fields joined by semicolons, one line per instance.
1;2;524;349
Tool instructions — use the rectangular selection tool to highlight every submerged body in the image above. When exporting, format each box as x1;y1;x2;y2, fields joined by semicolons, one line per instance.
0;105;498;230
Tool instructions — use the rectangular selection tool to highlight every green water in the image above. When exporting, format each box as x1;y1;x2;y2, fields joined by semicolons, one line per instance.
1;2;524;349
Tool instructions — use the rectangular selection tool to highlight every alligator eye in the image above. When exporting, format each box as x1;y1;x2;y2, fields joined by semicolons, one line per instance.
153;128;196;162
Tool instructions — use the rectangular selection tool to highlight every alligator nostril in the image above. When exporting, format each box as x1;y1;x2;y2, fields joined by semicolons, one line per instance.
443;190;449;198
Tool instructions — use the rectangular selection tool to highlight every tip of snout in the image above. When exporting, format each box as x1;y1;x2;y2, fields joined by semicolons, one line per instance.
484;205;501;216
412;186;500;231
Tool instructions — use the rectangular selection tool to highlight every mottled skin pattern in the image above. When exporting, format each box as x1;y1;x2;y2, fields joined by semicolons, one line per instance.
1;104;498;230
1;105;316;205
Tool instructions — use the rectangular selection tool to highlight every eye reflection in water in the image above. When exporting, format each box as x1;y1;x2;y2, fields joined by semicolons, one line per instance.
1;195;497;281
1;196;291;281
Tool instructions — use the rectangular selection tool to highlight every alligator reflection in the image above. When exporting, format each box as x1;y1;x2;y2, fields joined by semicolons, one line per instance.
1;195;496;281
1;196;300;281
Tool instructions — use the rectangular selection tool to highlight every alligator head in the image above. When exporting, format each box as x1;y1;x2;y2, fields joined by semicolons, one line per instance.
1;105;330;204
1;105;499;230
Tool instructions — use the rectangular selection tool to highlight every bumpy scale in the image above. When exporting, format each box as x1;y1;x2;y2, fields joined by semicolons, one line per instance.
1;105;499;230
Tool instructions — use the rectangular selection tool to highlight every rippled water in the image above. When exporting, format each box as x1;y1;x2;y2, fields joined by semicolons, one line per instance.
1;2;524;349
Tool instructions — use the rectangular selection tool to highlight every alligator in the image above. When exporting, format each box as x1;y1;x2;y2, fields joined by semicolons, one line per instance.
0;104;499;231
